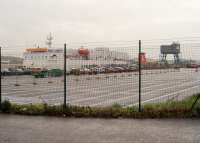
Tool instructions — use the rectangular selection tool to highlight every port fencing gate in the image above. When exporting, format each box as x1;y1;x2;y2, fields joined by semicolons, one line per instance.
1;38;200;110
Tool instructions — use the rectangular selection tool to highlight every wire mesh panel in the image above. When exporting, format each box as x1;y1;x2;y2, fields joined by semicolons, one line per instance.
1;45;64;105
141;38;200;105
1;38;200;107
66;41;139;107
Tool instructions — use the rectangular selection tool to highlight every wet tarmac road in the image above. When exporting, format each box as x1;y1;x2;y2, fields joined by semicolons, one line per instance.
0;114;200;143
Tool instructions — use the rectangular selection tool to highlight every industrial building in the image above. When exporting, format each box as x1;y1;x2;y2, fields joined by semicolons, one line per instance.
1;56;23;70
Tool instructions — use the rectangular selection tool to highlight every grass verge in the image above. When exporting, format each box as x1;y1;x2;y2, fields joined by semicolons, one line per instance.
0;94;200;118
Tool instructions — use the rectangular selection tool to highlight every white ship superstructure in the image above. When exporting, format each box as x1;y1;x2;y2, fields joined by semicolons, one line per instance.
23;47;130;71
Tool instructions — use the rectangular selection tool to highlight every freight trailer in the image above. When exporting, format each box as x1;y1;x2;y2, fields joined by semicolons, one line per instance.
32;69;63;78
48;69;63;77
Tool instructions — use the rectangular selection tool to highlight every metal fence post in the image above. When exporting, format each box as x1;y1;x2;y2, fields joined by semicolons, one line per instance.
0;47;1;107
64;44;67;108
139;40;142;112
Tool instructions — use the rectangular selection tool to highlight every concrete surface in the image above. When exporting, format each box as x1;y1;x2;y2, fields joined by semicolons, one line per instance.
2;68;200;106
0;114;200;143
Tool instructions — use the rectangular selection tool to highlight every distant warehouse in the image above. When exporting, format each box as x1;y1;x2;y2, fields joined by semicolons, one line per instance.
1;56;23;69
23;47;130;71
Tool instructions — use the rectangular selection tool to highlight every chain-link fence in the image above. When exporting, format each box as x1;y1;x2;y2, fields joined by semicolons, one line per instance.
1;38;200;109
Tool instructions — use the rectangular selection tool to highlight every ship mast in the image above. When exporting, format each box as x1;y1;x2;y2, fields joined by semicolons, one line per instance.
46;33;53;49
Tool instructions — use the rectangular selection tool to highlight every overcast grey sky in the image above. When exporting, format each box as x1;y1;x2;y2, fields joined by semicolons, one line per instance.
1;0;200;47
